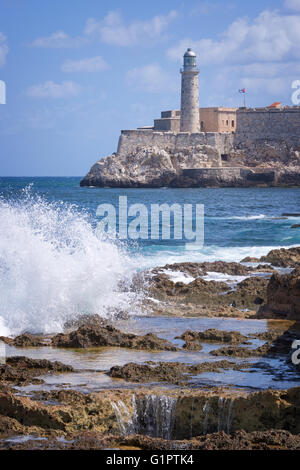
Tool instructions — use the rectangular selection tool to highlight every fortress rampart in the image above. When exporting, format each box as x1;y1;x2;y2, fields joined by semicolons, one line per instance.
117;129;234;156
235;107;300;146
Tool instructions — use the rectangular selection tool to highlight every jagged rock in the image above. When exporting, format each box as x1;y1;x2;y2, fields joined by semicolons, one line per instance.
80;145;223;188
0;385;300;444
292;224;300;229
51;325;178;351
176;329;249;350
257;268;300;319
260;247;300;268
224;276;268;308
149;269;268;310
2;429;300;450
240;257;260;263
210;330;300;357
0;356;74;385
81;138;300;188
0;333;46;347
108;361;250;384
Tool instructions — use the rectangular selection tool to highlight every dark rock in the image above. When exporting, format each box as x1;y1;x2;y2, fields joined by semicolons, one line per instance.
257;267;300;319
260;247;300;268
0;356;74;385
176;329;249;350
118;430;300;450
52;325;178;351
282;213;300;217
240;257;260;263
109;360;250;384
0;333;46;348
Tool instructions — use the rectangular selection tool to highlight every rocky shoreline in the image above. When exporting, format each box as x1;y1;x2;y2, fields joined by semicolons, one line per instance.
0;246;299;450
80;143;300;188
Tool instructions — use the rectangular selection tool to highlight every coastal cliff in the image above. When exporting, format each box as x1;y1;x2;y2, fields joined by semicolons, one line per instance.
80;138;300;188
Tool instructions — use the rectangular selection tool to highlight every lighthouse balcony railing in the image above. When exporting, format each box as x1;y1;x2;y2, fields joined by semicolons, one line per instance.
180;67;200;73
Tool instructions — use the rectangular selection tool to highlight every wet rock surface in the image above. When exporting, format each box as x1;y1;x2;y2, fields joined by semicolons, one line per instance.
176;329;249;350
210;329;300;358
0;357;74;386
257;267;300;320
0;334;47;348
260;247;300;268
0;247;300;450
149;272;268;310
52;325;179;351
108;360;251;384
0;385;300;446
1;429;300;450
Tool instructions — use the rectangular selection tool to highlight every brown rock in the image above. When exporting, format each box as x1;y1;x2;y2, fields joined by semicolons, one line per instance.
260;247;300;268
240;257;260;263
257;267;300;319
176;329;249;350
109;360;250;384
0;356;74;385
52;325;178;351
224;276;268;308
0;333;46;347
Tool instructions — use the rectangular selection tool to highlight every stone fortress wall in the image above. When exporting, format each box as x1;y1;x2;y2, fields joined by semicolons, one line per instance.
117;106;300;162
117;129;234;157
235;107;300;146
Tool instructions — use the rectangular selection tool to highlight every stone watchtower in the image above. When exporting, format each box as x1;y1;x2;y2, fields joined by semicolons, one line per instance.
180;48;200;133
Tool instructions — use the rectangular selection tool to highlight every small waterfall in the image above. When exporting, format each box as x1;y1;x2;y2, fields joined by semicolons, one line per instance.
217;397;234;434
135;395;177;440
111;395;177;440
202;400;211;435
200;397;234;436
111;400;136;435
112;395;234;439
190;397;195;439
226;399;234;434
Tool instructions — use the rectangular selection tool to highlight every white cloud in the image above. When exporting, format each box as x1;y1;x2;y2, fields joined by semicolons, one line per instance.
126;63;177;93
189;2;235;16
284;0;300;11
84;9;178;46
61;56;109;73
31;31;87;48
167;10;300;65
0;33;8;68
27;81;81;98
167;8;300;105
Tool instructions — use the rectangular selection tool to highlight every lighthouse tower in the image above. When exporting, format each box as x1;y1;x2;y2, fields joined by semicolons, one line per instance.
180;48;200;133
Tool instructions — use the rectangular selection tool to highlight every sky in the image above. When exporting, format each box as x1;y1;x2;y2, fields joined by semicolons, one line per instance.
1;0;300;176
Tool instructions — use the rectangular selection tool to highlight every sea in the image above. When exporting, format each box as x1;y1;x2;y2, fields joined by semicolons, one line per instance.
0;176;299;336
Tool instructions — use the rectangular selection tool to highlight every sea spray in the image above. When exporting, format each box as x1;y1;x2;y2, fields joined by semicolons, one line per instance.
0;187;140;336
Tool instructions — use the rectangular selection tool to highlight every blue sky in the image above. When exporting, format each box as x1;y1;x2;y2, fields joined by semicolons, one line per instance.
1;0;300;176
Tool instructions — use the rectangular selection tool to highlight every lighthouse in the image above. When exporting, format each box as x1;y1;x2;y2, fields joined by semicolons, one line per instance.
180;48;200;133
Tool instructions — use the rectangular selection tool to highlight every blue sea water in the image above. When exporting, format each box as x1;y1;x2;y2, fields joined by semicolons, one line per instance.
0;176;299;335
1;177;299;261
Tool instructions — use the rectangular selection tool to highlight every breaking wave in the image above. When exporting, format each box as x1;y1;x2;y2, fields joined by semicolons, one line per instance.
0;187;139;336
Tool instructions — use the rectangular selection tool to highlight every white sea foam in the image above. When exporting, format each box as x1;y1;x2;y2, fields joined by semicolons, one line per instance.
160;269;195;285
140;244;299;270
202;272;247;284
225;214;266;221
0;188;139;336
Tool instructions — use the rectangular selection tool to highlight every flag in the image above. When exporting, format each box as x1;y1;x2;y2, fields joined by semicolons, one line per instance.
239;88;246;94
